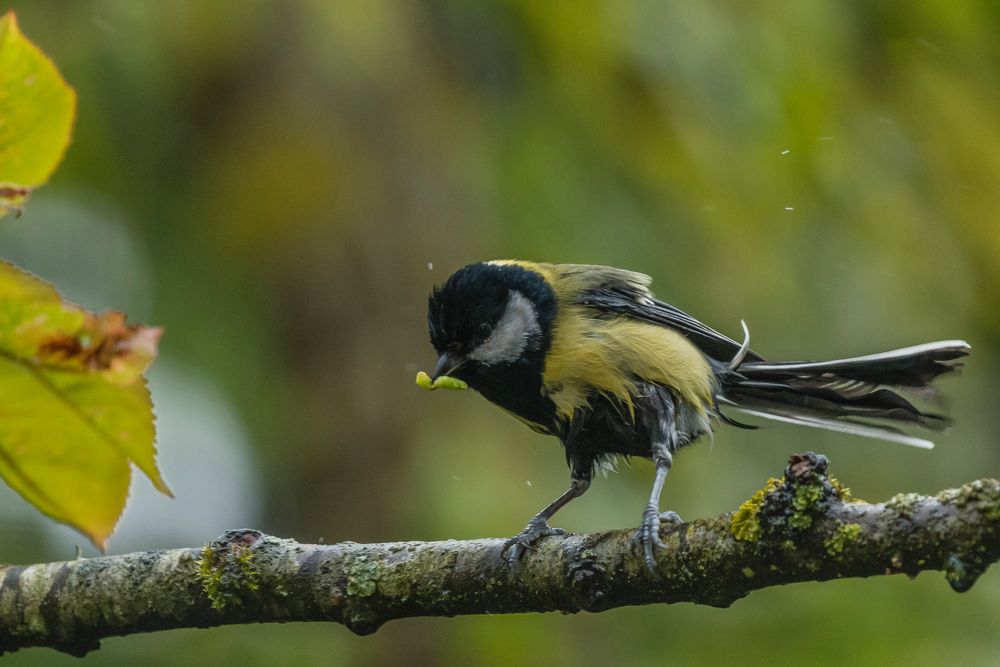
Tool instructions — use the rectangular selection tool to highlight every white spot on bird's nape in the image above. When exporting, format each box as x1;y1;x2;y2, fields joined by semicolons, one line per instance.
469;290;540;365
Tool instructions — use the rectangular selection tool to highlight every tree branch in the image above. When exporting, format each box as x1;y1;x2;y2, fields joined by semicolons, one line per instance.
2;452;997;656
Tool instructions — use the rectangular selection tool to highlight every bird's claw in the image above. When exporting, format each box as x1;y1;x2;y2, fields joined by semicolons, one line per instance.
503;517;566;566
659;510;684;525
632;504;682;575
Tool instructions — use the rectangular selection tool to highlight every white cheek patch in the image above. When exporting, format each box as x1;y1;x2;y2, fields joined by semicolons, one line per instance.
469;290;540;365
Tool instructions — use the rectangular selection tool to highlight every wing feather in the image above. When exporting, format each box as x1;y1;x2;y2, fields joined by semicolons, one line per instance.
570;280;762;362
514;261;761;363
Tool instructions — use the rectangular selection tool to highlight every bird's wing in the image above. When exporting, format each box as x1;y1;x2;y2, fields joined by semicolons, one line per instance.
547;264;763;363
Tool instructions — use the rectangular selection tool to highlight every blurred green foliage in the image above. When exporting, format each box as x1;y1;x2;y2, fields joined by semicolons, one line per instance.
2;0;999;664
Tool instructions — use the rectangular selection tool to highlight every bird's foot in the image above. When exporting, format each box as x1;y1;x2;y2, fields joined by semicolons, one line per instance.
632;504;683;575
503;516;566;565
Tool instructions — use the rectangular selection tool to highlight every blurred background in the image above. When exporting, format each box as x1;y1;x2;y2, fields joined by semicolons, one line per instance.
2;1;999;664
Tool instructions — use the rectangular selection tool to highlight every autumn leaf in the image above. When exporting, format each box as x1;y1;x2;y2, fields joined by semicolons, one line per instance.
0;11;76;217
0;261;168;549
0;9;162;550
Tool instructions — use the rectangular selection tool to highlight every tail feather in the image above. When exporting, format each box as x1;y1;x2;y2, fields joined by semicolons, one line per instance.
720;340;970;448
740;340;969;386
723;403;937;449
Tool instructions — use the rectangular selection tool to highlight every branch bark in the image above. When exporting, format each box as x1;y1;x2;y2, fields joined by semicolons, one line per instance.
2;452;998;657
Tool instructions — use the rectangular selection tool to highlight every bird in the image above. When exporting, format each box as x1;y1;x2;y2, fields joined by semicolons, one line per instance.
424;260;969;572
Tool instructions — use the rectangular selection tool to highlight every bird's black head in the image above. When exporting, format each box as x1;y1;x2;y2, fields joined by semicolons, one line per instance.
427;262;557;389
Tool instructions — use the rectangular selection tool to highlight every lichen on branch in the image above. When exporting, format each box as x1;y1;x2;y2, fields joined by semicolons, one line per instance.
1;452;998;657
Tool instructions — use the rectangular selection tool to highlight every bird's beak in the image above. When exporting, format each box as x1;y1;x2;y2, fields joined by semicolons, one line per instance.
432;352;466;381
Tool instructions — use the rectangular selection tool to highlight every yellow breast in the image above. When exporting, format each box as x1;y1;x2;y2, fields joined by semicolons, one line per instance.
542;307;715;421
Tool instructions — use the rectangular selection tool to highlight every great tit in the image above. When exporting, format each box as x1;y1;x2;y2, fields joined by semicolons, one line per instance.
425;260;969;572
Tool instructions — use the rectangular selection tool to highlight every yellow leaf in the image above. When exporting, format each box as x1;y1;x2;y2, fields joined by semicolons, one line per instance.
0;262;168;549
0;11;76;217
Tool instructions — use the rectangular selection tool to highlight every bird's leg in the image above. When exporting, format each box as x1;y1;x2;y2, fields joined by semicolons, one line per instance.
633;387;679;575
633;446;676;575
504;476;590;565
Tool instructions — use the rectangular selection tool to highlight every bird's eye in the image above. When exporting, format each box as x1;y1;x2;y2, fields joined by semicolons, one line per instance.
477;323;492;340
